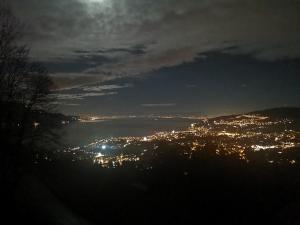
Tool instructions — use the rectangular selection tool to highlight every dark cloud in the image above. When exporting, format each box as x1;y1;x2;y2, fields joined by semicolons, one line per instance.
47;54;114;72
73;45;147;56
141;103;176;107
97;45;147;55
8;0;300;86
51;75;104;90
51;91;118;100
51;83;133;101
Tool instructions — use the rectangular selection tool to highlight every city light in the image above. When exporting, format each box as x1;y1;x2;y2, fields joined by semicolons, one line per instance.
60;113;299;168
33;122;40;128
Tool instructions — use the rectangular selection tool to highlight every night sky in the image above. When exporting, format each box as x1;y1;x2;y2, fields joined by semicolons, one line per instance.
9;0;300;116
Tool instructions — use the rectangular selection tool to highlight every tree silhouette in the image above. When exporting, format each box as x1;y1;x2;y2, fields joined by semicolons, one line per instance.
0;3;55;189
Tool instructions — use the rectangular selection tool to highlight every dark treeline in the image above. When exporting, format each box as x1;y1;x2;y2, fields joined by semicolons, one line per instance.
0;2;60;220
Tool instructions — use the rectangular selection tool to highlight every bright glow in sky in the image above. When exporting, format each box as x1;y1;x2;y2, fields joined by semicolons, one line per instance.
85;0;105;3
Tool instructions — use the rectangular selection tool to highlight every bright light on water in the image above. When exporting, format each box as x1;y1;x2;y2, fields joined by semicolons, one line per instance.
96;152;104;157
102;145;107;150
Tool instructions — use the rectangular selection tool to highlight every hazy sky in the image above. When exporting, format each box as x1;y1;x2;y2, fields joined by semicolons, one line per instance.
9;0;300;115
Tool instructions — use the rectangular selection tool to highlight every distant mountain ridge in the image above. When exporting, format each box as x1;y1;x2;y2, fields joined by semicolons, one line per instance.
208;107;300;125
249;107;300;120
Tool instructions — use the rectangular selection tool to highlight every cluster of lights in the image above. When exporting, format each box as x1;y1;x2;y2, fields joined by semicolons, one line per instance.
60;113;300;168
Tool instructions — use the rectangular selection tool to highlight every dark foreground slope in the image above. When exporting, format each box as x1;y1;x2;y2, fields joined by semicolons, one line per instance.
15;156;300;225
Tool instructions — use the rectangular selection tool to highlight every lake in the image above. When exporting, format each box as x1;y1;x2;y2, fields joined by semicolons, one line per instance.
62;117;198;147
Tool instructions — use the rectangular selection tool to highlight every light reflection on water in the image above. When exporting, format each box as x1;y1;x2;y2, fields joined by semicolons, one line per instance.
62;118;198;147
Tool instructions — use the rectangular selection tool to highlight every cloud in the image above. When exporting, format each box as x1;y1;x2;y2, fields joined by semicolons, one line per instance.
81;83;133;92
51;74;105;90
51;102;81;106
52;91;118;100
96;45;147;56
8;0;300;83
141;103;176;107
51;82;132;101
65;103;81;106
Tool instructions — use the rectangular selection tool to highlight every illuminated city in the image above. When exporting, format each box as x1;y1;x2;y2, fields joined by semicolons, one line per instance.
60;112;300;168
